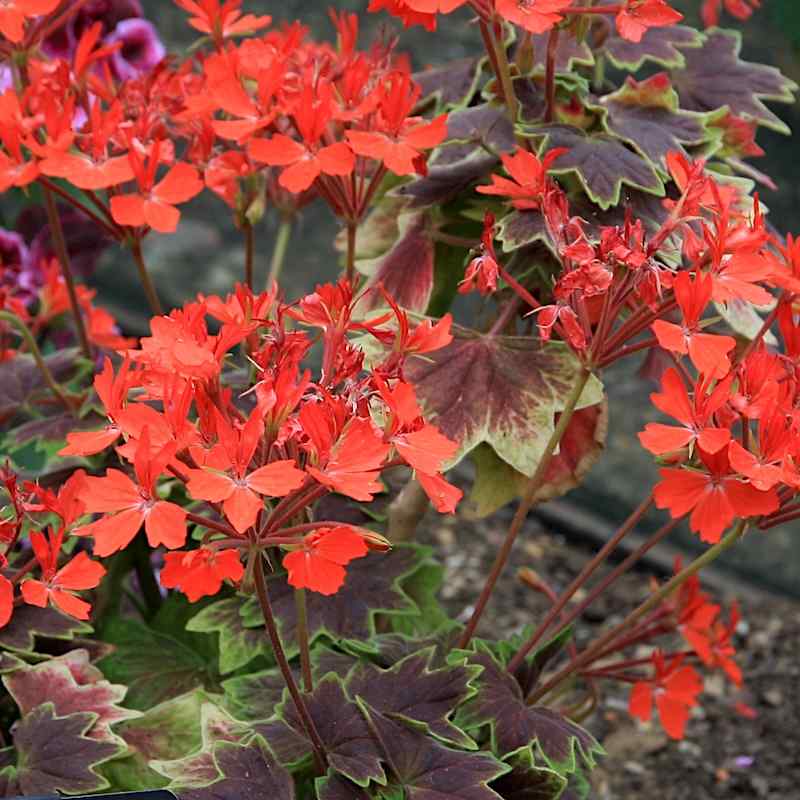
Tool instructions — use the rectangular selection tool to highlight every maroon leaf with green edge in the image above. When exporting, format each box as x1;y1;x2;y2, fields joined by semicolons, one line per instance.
0;603;92;654
672;29;797;134
463;403;607;519
414;58;482;110
596;74;711;171
0;349;81;422
365;629;461;670
452;644;602;777
523;124;664;209
489;746;567;800
186;595;273;675
358;212;435;313
604;24;702;71
404;323;604;478
3;650;139;742
496;210;549;253
98;617;213;709
100;690;210;791
237;546;427;661
346;647;480;749
316;772;372;800
173;737;294;800
359;702;509;799
444;104;516;155
11;411;104;446
257;675;385;786
394;152;498;208
9;704;123;795
527;32;594;73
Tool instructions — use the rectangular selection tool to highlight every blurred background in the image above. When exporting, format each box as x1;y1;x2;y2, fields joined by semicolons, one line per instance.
36;1;800;596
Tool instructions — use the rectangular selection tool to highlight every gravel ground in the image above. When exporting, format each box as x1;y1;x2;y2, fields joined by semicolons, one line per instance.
415;506;800;800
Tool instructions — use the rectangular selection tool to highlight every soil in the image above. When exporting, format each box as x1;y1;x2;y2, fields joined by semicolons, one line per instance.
416;505;800;800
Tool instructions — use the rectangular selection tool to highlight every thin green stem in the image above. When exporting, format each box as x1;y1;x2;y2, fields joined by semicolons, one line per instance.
507;492;654;674
528;520;749;704
43;186;92;360
243;222;255;290
458;368;593;649
130;239;163;316
295;588;313;693
345;221;357;284
253;556;328;774
268;216;292;289
0;311;75;414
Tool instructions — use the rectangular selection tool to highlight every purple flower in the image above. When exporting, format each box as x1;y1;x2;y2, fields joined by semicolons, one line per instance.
0;229;38;305
106;18;166;81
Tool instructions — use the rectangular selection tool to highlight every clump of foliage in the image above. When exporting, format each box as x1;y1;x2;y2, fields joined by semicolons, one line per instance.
0;1;797;798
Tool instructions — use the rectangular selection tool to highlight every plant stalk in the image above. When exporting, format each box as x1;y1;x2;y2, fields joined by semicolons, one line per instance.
131;239;164;316
267;216;292;288
253;555;328;773
295;588;313;693
42;186;92;360
345;221;357;284
458;368;592;648
527;520;748;704
243;221;255;290
387;477;429;542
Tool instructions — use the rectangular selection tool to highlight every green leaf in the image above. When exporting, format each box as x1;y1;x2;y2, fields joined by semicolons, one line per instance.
452;644;602;777
405;323;604;479
3;650;139;743
98;617;214;709
360;702;509;800
8;703;123;795
672;28;798;134
604;24;703;71
346;647;480;749
522;124;664;209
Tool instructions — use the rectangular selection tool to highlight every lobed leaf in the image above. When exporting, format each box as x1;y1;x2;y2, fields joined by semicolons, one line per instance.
604;24;703;71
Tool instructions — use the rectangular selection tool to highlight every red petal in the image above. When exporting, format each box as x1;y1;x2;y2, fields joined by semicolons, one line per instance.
50;589;92;620
187;469;235;503
55;552;106;591
283;549;346;596
110;193;147;228
20;579;49;609
78;507;144;556
223;485;262;533
246;460;306;497
145;501;187;550
0;575;13;628
247;134;306;166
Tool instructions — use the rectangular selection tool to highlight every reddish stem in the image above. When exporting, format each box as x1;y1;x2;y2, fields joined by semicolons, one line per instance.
544;28;560;123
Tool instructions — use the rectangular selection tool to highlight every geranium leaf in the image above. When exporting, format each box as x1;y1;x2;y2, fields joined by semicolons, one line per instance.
672;28;798;134
496;210;549;253
98;617;213;709
173;736;294;800
452;644;602;777
405;323;604;477
0;603;92;654
522;124;664;209
604;24;702;71
357;211;435;313
186;595;272;675
100;690;210;791
414;59;483;110
258;675;385;786
346;647;480;749
490;746;567;800
237;546;426;661
528;32;594;73
464;402;607;519
444;104;517;155
3;650;139;743
0;349;81;421
316;772;372;800
359;702;509;799
8;703;122;795
595;75;712;171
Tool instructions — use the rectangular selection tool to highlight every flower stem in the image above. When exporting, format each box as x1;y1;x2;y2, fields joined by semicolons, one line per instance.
295;588;313;693
387;477;429;542
527;520;748;704
243;221;255;290
42;186;92;360
544;28;560;123
508;492;654;673
0;311;75;414
458;368;593;648
345;221;357;284
253;555;328;773
268;216;292;289
130;239;163;316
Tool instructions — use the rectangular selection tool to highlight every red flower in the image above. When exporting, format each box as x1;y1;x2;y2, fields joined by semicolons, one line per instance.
0;576;12;628
173;0;271;43
476;148;566;211
629;652;703;739
638;368;731;456
459;215;500;296
160;547;244;602
367;0;437;30
653;447;779;543
21;530;106;621
187;409;306;534
495;0;574;34
76;429;188;556
283;526;370;595
0;0;60;43
110;141;203;234
651;271;736;378
616;1;683;44
702;0;760;28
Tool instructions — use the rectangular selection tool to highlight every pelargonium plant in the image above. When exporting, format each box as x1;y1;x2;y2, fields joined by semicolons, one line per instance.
0;0;797;798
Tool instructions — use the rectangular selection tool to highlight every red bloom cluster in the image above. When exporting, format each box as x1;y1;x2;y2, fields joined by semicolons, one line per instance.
54;282;459;600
